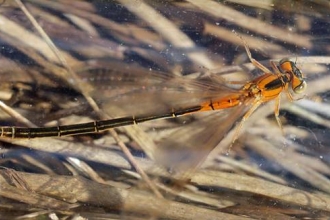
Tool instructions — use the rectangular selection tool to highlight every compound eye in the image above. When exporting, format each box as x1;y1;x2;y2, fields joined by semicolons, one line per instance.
293;80;307;94
279;58;291;66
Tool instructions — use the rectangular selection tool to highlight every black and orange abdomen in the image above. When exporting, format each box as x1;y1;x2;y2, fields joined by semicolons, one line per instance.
200;94;242;111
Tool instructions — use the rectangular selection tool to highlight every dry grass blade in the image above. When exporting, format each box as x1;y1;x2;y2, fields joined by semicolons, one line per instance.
0;14;68;63
204;22;287;57
0;181;75;210
0;100;36;128
216;155;287;184
0;170;250;220
192;171;330;212
247;136;330;193
118;0;217;70
187;0;312;48
16;0;162;199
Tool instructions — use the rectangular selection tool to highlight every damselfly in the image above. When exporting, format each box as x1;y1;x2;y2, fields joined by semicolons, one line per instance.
0;40;306;170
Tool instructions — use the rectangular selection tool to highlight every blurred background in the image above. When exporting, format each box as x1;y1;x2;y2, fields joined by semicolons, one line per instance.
1;0;330;219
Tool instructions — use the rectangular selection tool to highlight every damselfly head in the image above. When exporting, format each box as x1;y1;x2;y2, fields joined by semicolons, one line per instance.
279;58;307;94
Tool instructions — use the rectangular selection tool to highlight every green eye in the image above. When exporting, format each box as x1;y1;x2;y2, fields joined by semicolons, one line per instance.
293;80;307;94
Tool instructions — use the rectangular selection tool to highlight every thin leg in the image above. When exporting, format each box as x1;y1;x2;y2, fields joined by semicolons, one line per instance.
238;34;272;73
285;89;305;102
274;96;284;135
270;61;280;72
228;100;261;151
286;90;295;101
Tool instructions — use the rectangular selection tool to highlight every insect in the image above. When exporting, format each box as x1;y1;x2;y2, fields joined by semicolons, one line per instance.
0;39;306;171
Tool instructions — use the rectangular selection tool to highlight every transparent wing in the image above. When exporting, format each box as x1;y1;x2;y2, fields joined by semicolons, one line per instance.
77;60;242;118
75;60;249;177
153;105;247;174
